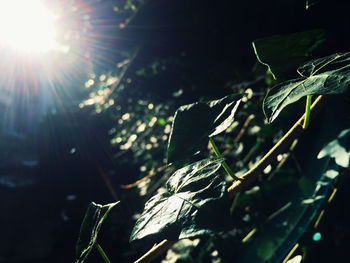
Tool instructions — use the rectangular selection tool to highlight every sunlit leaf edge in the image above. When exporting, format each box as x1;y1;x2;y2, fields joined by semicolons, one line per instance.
166;94;242;166
263;52;350;122
75;201;120;263
129;158;230;242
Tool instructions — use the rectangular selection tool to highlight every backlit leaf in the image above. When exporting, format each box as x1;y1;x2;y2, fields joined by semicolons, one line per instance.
167;94;242;165
263;52;350;122
75;201;119;263
253;29;326;79
236;96;345;262
130;158;230;242
318;128;350;168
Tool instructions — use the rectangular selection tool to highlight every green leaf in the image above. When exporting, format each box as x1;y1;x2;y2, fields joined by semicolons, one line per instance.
130;158;230;242
318;128;350;168
75;201;119;263
236;96;344;262
252;29;326;79
167;94;242;165
263;52;350;122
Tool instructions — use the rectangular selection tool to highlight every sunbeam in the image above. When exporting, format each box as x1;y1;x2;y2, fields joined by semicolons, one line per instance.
0;0;59;53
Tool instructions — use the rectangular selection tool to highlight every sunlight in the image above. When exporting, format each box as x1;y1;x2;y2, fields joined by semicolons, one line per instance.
0;0;58;53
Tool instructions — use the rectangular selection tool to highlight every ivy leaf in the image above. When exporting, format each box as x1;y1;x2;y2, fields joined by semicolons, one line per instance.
236;96;345;262
263;52;350;122
252;29;326;79
167;94;242;166
130;158;230;242
318;128;350;168
75;201;119;263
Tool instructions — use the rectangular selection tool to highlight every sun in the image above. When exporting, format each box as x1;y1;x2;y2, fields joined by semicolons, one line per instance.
0;0;58;53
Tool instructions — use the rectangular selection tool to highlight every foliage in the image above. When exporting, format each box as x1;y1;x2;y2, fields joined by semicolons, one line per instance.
75;201;119;263
263;52;350;122
252;29;327;79
71;1;350;262
167;94;242;166
318;128;350;168
130;158;230;242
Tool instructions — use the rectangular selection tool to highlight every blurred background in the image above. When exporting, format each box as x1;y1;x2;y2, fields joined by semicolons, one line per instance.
1;0;350;262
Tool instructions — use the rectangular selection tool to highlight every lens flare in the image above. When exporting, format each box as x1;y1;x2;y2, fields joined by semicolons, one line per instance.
0;0;57;53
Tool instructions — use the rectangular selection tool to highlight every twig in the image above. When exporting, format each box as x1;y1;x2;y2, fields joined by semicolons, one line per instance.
209;137;240;180
241;137;263;165
234;114;255;144
133;96;324;263
267;138;298;180
120;166;166;189
222;114;255;156
282;243;299;263
134;240;176;263
227;95;324;198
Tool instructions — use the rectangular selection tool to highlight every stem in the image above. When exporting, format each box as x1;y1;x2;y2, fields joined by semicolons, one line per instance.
282;243;299;263
242;137;263;164
134;240;176;263
303;95;312;129
227;95;324;198
209;137;240;180
131;96;325;263
267;139;299;180
242;228;257;243
234;114;255;144
266;202;292;221
96;243;111;263
222;114;255;156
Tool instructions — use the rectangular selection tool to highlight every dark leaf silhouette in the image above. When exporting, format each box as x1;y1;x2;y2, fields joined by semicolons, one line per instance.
130;158;231;242
167;94;242;166
253;29;326;79
75;201;119;263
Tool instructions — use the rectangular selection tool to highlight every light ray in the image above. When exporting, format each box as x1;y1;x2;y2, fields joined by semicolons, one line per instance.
0;0;58;53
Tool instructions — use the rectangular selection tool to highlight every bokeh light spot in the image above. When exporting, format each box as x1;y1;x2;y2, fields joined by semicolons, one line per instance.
312;232;322;242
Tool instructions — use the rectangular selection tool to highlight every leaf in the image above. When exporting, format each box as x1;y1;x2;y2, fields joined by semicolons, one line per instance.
130;158;230;242
235;96;344;263
162;239;200;263
317;128;350;168
252;29;326;79
75;201;120;263
263;52;350;122
167;94;242;166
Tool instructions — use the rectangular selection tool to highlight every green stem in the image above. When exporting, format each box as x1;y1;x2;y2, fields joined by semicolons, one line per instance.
96;243;111;263
227;95;324;198
303;95;312;129
209;137;240;180
242;137;263;164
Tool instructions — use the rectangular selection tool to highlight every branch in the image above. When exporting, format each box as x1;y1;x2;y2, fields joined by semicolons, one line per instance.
227;95;324;198
223;114;255;156
132;96;325;263
134;240;176;263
